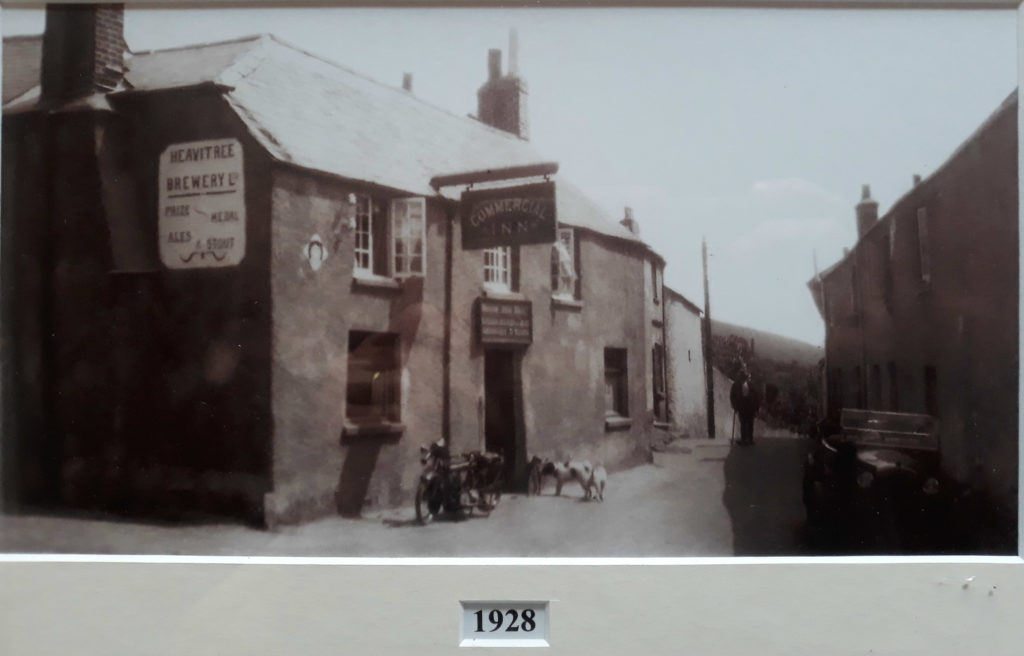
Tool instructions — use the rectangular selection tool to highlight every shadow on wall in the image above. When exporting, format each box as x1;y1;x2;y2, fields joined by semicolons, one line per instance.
336;277;425;517
336;440;388;516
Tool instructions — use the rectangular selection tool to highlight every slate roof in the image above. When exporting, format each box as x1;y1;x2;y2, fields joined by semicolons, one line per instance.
3;33;646;246
122;34;644;245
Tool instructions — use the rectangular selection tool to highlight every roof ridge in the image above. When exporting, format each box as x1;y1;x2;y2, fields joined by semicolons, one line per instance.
130;33;266;57
2;34;43;43
258;33;531;145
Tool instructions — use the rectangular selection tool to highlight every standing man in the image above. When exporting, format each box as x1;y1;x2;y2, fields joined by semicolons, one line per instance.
730;367;760;446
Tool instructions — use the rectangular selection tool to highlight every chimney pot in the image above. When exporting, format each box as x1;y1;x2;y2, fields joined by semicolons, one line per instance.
620;207;640;236
861;184;871;200
913;174;922;186
487;49;502;81
509;28;519;76
402;73;413;92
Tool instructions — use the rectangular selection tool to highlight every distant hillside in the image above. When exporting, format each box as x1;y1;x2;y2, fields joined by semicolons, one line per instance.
711;320;822;368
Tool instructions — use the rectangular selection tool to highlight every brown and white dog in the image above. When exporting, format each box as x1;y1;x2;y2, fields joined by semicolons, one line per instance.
536;458;592;496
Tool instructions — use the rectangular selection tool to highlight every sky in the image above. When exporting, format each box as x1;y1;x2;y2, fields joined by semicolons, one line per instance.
2;6;1018;345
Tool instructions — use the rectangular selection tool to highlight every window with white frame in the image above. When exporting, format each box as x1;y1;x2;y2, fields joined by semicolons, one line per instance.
484;246;512;291
551;227;578;299
391;198;426;277
353;193;374;273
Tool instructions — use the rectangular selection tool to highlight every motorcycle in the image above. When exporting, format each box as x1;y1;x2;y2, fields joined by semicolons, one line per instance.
415;439;504;525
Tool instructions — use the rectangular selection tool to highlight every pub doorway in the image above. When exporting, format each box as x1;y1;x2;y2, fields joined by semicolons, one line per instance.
484;348;525;491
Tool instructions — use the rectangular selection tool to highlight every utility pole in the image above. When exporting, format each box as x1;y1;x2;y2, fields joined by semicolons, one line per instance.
702;238;715;438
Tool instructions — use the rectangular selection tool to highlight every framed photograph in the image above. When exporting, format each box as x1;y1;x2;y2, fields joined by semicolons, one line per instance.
1;1;1021;653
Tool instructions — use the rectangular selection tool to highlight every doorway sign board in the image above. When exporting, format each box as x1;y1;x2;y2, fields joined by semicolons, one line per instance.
461;181;556;250
158;138;246;269
477;298;533;346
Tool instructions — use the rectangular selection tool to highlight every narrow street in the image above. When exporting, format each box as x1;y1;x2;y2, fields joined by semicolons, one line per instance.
0;436;814;557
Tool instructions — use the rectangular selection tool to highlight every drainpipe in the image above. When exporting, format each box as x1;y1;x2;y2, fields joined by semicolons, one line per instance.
442;200;454;443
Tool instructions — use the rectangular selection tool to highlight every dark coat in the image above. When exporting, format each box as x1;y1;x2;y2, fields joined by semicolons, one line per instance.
730;377;760;417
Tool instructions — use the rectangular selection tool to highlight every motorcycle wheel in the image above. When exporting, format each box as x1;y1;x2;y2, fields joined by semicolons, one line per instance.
415;479;442;525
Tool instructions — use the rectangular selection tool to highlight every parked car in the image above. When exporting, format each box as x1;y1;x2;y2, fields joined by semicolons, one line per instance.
802;409;948;551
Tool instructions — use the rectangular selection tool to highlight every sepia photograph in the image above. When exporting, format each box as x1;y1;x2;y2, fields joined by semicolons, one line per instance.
0;2;1018;558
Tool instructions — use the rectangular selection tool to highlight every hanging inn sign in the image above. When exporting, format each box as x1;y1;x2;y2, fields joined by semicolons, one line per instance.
430;163;560;250
461;181;556;249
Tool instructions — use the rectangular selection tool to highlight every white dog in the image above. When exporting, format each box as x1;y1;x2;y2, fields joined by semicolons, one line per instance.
581;465;607;502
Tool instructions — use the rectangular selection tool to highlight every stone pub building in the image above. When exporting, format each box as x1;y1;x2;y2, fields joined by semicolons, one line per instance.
2;5;678;526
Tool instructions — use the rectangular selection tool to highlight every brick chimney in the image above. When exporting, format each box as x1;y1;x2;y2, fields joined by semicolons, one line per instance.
855;184;878;240
476;31;529;139
41;4;128;104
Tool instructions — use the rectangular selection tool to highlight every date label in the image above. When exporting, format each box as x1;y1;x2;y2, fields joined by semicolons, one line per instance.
460;601;549;647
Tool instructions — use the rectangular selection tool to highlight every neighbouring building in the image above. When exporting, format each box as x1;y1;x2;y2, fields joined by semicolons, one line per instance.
664;286;709;437
2;5;683;527
807;90;1019;528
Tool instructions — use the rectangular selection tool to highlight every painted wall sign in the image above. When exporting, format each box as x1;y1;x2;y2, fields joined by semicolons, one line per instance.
477;298;533;346
158;138;246;269
461;181;556;250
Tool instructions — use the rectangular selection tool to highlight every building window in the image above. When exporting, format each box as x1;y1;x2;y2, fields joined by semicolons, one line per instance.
484;246;512;291
924;365;938;417
391;198;426;277
882;231;894;310
604;348;629;417
353;193;374;273
652;344;667;421
916;207;931;284
551;227;579;299
887;361;899;411
853;365;865;409
888;220;897;259
652;262;661;304
849;263;859;317
828;367;844;416
347;331;400;424
869;363;882;410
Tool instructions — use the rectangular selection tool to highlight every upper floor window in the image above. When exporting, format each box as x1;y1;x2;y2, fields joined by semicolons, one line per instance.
916;207;931;284
351;195;427;279
551;227;579;300
652;261;661;304
849;263;859;317
391;198;426;278
484;246;512;291
353;194;374;273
